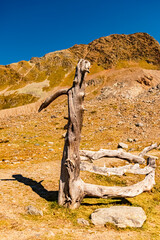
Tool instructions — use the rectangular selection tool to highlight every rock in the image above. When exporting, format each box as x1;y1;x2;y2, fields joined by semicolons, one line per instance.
135;122;144;127
118;142;128;149
91;206;146;228
48;142;54;145
25;205;43;216
117;121;124;125
48;231;55;237
127;138;133;143
77;218;89;226
34;143;40;146
157;83;160;89
51;115;56;118
2;159;10;163
48;148;54;151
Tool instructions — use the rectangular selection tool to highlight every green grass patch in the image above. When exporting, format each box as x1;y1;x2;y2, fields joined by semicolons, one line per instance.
116;60;159;70
0;93;38;110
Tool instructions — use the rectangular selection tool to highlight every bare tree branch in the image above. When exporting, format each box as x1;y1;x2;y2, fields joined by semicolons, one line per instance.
80;162;153;176
139;143;158;157
38;88;69;112
83;170;155;198
80;149;145;164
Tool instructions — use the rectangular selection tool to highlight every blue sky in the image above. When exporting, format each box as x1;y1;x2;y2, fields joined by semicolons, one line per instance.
1;0;160;65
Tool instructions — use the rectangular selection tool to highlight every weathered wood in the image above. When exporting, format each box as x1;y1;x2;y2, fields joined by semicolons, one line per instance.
83;158;155;199
80;149;145;164
39;59;90;209
83;171;155;198
80;162;153;176
139;143;157;157
38;88;68;112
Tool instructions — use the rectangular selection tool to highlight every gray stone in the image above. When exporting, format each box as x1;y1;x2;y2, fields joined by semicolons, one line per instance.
25;205;43;216
118;142;128;149
51;115;56;118
156;83;160;89
91;206;146;228
77;218;89;226
135;122;144;127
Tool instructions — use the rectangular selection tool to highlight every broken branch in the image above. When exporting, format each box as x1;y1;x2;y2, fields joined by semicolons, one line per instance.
38;88;69;112
139;143;158;157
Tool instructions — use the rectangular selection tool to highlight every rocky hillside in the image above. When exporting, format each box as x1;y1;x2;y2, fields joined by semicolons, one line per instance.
0;32;160;110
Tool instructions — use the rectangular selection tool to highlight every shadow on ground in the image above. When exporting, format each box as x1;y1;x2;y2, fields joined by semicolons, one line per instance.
82;197;132;206
11;174;58;201
1;175;132;206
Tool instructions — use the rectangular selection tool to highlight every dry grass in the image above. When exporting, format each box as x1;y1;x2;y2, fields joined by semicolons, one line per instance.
0;88;160;239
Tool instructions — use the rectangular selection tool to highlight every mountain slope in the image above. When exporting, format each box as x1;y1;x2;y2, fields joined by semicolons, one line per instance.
0;32;160;110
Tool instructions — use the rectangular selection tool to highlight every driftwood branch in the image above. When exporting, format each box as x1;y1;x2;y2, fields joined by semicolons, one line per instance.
80;149;145;164
83;157;156;198
83;171;155;198
80;162;153;176
139;143;157;157
38;88;68;112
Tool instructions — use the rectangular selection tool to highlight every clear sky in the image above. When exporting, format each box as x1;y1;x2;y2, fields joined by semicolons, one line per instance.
1;0;160;65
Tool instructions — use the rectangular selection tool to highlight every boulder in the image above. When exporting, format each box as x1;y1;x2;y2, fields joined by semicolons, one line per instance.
91;206;146;228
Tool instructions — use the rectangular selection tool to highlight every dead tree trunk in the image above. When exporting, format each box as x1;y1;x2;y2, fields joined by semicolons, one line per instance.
39;59;157;209
39;59;90;209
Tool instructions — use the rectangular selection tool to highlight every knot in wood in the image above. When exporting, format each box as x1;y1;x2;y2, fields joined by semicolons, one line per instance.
65;159;75;172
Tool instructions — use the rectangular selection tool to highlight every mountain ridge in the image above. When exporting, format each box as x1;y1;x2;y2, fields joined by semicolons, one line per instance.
0;32;160;110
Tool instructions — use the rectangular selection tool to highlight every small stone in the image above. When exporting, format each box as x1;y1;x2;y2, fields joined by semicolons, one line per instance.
48;231;55;237
25;205;43;216
77;218;89;226
118;142;128;149
135;123;144;127
2;159;10;163
118;121;124;125
48;149;54;151
133;115;138;118
34;143;40;146
156;83;160;89
48;142;54;145
127;138;133;143
51;115;56;118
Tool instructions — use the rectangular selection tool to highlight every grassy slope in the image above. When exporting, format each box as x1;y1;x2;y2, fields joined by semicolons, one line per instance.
0;75;160;239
